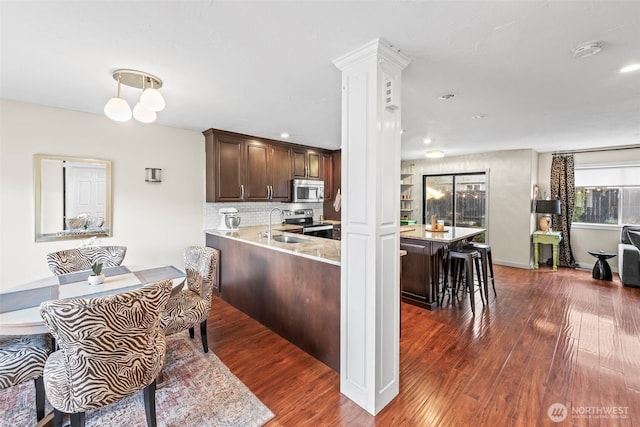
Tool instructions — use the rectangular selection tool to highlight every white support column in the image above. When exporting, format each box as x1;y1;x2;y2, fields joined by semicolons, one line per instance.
333;39;410;415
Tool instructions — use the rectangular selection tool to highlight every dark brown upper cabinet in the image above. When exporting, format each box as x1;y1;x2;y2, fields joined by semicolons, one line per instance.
205;129;302;202
292;148;321;180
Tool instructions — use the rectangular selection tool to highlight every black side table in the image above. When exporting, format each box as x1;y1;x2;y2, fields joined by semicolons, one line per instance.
588;250;617;281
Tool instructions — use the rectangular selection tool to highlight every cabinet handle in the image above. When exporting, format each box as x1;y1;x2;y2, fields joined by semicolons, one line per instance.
240;184;244;200
266;185;270;198
269;185;273;199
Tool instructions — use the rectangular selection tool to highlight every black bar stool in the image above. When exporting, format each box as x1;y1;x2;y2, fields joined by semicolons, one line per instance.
464;242;496;301
441;248;484;312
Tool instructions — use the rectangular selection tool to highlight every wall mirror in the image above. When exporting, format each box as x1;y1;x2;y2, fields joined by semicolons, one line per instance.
34;154;112;242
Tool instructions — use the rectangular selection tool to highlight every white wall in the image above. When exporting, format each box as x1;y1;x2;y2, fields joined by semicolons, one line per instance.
0;99;205;289
403;149;536;269
538;148;640;272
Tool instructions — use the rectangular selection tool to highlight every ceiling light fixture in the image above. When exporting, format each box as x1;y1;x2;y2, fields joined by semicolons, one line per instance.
103;74;132;122
104;69;165;123
620;64;640;73
280;132;290;138
425;150;444;159
571;40;602;58
423;138;432;144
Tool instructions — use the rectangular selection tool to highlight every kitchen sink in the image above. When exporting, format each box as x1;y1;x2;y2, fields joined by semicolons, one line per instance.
272;235;311;244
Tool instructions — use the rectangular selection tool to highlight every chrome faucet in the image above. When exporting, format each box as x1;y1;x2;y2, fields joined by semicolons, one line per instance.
265;207;282;239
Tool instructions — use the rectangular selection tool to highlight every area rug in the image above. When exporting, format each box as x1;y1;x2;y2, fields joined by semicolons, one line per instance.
0;331;275;426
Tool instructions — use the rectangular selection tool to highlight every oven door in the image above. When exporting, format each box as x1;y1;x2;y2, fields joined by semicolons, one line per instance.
302;226;333;239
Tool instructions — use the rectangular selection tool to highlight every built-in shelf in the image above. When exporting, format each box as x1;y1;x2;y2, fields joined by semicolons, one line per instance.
400;164;415;220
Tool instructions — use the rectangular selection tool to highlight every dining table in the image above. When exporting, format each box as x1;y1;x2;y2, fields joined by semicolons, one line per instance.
399;225;486;310
0;265;186;335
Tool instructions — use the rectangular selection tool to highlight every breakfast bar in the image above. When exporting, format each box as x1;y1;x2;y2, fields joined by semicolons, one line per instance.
399;225;485;310
205;224;484;369
206;226;341;371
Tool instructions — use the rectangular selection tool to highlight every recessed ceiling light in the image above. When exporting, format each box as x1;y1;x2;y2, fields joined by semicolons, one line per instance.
472;114;487;120
571;40;602;58
425;150;444;159
280;132;290;138
620;64;640;73
423;138;432;144
438;93;456;101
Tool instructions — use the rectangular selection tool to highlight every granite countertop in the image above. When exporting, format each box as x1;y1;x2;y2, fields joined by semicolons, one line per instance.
206;222;428;267
205;225;341;266
399;224;485;243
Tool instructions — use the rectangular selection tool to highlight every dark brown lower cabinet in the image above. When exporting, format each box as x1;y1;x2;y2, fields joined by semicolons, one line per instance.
400;238;446;310
206;234;340;371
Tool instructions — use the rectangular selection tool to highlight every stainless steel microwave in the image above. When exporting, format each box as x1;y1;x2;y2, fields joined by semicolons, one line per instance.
291;179;324;203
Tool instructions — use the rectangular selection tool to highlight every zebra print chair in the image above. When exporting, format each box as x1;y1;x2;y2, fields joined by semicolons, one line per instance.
160;246;219;353
0;334;51;422
46;246;127;275
40;280;172;427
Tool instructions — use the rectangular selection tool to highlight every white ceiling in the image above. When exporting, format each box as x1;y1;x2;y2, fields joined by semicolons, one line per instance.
2;1;639;160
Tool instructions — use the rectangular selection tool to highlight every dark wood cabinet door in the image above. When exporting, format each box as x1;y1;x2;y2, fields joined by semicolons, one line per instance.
322;153;333;199
308;151;321;179
245;140;269;201
292;149;307;178
400;240;433;308
216;135;244;201
269;144;291;200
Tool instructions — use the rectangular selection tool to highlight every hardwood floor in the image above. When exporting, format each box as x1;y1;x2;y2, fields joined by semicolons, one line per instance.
207;265;640;426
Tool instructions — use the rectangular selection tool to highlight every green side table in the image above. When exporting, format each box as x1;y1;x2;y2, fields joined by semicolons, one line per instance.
533;231;563;272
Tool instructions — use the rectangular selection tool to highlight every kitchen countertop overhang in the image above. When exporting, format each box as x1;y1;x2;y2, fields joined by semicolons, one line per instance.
399;225;485;243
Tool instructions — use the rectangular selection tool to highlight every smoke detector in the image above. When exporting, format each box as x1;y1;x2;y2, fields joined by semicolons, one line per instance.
438;93;456;101
572;41;602;58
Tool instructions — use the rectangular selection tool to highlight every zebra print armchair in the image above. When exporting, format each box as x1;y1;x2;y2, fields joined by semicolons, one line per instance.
0;334;51;422
39;280;172;427
160;246;219;353
46;246;127;275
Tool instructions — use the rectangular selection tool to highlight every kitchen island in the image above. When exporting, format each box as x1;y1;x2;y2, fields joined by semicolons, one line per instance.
206;226;340;371
206;224;483;370
399;225;485;310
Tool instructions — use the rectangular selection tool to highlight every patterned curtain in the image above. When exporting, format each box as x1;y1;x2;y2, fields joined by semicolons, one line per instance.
550;154;576;267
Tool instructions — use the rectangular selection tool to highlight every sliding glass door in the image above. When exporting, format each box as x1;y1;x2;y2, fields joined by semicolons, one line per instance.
423;172;487;240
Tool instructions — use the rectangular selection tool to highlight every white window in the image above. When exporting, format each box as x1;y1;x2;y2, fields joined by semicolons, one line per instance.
574;164;640;226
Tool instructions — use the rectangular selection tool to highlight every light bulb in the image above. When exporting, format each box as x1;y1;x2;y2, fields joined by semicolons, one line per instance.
133;102;157;123
425;150;444;159
140;88;165;112
104;97;132;121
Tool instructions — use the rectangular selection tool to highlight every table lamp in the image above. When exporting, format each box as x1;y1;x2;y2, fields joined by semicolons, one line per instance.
536;199;561;233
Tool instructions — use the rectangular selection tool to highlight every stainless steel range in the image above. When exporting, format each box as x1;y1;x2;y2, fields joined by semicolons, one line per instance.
282;209;333;239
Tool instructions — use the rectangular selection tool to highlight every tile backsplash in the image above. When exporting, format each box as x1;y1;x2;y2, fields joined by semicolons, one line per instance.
204;202;324;230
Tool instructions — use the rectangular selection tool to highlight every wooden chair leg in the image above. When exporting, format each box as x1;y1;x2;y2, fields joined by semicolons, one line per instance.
189;327;195;339
200;320;208;353
143;380;157;427
34;376;45;421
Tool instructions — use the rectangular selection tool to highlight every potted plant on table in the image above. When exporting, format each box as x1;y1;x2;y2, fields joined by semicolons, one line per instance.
88;261;105;285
